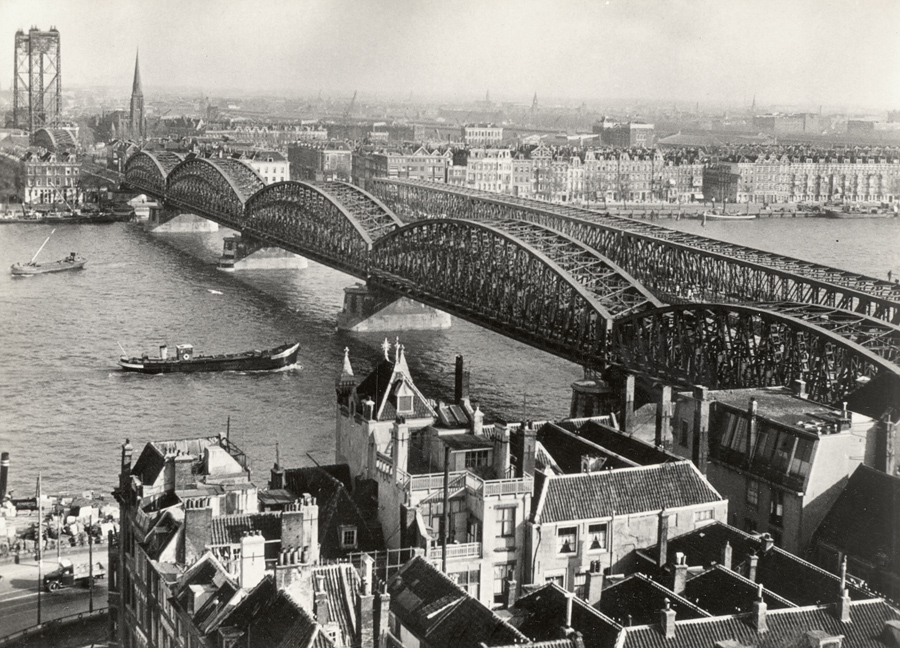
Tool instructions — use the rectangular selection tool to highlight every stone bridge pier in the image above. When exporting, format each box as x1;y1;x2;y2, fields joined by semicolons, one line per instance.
337;282;451;332
146;205;218;232
217;234;308;271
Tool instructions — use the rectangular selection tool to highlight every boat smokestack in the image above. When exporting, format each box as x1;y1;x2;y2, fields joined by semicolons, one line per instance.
159;345;168;360
0;452;8;501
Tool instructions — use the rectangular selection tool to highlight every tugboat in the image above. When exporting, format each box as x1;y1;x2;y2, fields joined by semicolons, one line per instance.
10;230;87;275
118;342;300;374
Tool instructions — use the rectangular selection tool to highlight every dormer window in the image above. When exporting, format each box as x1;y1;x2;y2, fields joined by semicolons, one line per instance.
340;525;358;549
397;395;413;413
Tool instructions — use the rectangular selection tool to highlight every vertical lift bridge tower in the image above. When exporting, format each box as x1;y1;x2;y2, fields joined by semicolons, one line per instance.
13;27;61;131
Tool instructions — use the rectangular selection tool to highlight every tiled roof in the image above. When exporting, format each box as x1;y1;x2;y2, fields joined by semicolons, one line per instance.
314;564;360;642
598;574;710;626
282;466;383;559
513;583;621;648
534;461;723;523
620;599;900;648
815;464;900;578
209;512;283;545
389;556;527;648
641;522;874;606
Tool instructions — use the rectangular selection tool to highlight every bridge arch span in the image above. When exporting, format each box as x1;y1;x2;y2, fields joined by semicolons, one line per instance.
611;302;900;405
370;218;653;361
242;181;394;276
124;150;184;197
166;158;265;225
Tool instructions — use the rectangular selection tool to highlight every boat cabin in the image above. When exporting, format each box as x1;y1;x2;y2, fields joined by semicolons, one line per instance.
175;345;194;361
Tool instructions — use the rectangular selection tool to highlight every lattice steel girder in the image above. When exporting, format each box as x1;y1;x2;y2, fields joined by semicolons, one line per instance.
166;158;263;224
241;182;376;277
611;303;900;406
369;218;636;363
124;151;184;198
481;218;662;318
316;181;404;239
372;180;899;324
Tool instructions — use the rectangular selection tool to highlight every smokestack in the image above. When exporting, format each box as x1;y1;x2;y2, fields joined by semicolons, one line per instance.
0;452;9;501
454;355;470;403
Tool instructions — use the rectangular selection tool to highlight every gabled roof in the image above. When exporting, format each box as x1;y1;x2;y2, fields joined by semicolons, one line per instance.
815;464;900;576
619;599;900;648
282;465;383;558
538;419;678;472
513;582;621;648
533;461;723;524
641;522;874;606
313;563;360;641
354;348;435;422
681;565;796;614
389;556;527;648
249;589;333;648
598;574;710;626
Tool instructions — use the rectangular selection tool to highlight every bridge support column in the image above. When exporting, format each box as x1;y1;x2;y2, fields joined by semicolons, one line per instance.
655;385;673;449
337;283;451;332
692;386;710;474
623;374;636;435
217;234;308;271
146;206;218;232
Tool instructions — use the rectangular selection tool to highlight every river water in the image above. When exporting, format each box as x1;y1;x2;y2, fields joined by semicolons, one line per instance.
0;216;897;498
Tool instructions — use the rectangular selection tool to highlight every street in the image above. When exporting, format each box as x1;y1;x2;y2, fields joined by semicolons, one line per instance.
0;548;108;637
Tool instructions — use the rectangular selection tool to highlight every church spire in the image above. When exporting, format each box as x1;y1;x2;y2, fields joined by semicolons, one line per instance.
132;50;143;97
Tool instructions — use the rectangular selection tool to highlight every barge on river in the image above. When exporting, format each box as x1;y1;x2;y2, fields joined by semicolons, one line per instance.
119;342;300;374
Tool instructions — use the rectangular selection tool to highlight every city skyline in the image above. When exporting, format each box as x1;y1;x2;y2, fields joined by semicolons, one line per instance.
1;0;898;112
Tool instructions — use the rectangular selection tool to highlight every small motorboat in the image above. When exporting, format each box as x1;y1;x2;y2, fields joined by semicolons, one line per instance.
701;211;757;221
10;230;87;275
118;342;300;374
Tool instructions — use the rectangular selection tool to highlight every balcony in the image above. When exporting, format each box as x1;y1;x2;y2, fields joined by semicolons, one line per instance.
428;541;483;561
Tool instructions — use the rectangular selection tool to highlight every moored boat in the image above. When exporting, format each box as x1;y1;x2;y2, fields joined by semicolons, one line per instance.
823;202;898;219
702;211;757;221
118;342;300;374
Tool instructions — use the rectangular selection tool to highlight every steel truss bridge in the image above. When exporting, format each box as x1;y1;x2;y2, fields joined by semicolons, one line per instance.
124;152;900;408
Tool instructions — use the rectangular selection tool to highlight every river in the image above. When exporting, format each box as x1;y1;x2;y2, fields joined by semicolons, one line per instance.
0;216;897;498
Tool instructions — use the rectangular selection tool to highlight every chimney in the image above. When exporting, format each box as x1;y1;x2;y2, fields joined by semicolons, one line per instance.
659;598;676;639
519;423;537;477
746;398;758;467
374;587;391;646
183;498;213;564
753;584;768;633
493;426;510;478
760;533;774;554
585;565;604;606
748;553;759;582
565;591;575;630
672;552;688;595
721;541;733;570
471;405;484;436
173;453;195;491
692;387;710;474
120;439;133;488
623;374;636;435
391;417;409;479
657;508;669;569
356;556;375;648
837;589;852;623
655;385;672;448
314;574;330;625
454;355;470;403
792;378;807;399
281;496;319;564
239;531;266;589
0;452;9;501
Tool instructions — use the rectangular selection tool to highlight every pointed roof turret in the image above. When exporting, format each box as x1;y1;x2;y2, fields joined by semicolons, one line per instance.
342;347;354;377
132;50;143;97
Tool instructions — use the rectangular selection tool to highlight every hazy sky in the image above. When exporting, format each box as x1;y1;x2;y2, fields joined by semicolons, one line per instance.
2;0;898;110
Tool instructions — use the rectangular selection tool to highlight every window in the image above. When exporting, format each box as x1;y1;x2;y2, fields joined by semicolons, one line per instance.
746;479;760;508
340;526;358;549
497;507;515;538
769;490;784;526
465;449;490;468
448;568;480;599
588;523;608;551
573;572;588;599
545;573;565;587
557;526;577;554
396;395;413;413
493;563;514;605
694;509;714;523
